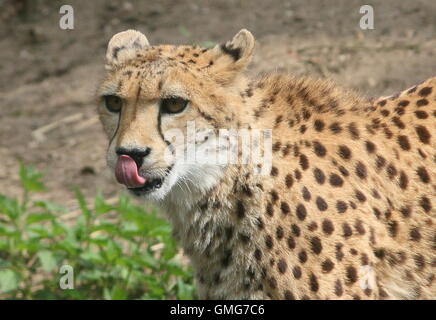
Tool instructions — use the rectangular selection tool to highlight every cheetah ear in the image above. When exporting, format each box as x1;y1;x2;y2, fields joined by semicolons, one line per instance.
105;29;150;70
208;29;255;84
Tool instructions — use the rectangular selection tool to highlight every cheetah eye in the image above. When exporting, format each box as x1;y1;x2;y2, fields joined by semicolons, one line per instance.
104;95;123;113
160;97;188;114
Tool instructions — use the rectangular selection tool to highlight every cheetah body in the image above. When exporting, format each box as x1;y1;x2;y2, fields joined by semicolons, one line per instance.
98;29;435;299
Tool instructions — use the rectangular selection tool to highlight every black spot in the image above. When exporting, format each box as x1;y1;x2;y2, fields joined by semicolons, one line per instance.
280;202;290;215
415;125;431;144
416;99;429;107
314;119;325;132
400;206;412;218
399;171;408;189
284;290;295;300
266;202;274;217
302;187;311;201
309;273;319;292
336;201;348;213
338;166;349;177
346;266;358;284
316;197;328;211
388;221;398;237
418;86;432;97
355;190;366;202
329;173;344;187
287;236;296;249
254;248;262;260
417;167;430;183
291;224;301;237
270;190;279;203
270;166;279;176
365;141;376;153
322;259;335;273
386;163;397;180
410;227;421;241
336;243;344;261
313;141;327;157
296;203;307;221
292;265;302;279
276;226;284;240
294;169;302;180
236;200;245;219
322;219;334;235
392;116;405;129
414;254;425;270
415;110;428;119
397;100;410;107
329;122;342;134
221;249;232;267
420;196;432;213
355;220;366;235
348;122;360;139
313;168;326;184
355;161;367;179
299;250;307;263
299;154;309;170
265;235;273;249
277;259;287;274
397;135;411;150
338;145;352;160
255;217;264;229
375;155;386;170
334;279;343;296
310;237;323;254
342;223;353;238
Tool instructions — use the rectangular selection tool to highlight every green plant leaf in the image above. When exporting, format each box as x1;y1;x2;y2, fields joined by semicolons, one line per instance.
74;189;91;221
110;284;127;300
0;194;21;220
38;250;57;272
26;212;55;224
94;193;114;215
33;200;66;214
19;163;45;193
0;269;19;293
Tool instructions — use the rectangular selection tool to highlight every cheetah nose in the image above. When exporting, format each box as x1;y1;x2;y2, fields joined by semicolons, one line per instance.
116;147;151;168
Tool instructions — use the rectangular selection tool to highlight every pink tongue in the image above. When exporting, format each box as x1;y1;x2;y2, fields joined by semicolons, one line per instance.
115;155;146;188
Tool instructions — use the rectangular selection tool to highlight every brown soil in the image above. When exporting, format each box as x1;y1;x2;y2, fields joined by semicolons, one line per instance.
0;0;435;207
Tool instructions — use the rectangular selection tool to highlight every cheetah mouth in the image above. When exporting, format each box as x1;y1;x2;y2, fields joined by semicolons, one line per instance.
127;177;165;195
114;154;172;195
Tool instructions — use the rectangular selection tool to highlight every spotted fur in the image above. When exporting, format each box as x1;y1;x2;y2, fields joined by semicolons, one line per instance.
98;29;435;300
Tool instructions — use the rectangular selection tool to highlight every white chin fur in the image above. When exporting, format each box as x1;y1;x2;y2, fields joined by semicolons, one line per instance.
135;161;225;210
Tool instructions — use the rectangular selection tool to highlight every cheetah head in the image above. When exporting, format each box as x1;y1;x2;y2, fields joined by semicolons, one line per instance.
97;29;255;205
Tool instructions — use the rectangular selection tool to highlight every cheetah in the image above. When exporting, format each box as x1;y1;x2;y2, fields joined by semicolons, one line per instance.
97;29;435;300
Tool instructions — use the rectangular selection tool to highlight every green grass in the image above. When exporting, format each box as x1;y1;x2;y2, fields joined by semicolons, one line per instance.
0;164;196;299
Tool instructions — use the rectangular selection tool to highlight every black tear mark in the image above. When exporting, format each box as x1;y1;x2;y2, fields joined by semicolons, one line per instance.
157;110;171;146
112;45;126;59
109;112;121;148
220;43;241;61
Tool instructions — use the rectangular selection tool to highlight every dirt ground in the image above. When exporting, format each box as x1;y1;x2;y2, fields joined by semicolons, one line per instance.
0;0;435;208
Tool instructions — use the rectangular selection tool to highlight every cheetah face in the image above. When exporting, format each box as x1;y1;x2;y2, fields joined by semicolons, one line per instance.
98;29;255;203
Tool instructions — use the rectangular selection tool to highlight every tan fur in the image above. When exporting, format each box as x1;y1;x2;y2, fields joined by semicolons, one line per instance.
98;29;435;300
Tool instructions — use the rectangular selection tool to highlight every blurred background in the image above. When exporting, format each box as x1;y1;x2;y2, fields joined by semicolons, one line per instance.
0;0;434;299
